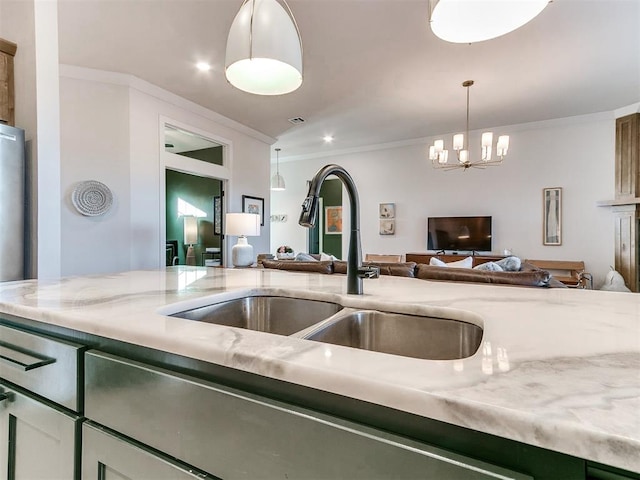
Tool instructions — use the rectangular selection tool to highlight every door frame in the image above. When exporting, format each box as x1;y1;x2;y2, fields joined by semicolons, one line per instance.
159;116;233;268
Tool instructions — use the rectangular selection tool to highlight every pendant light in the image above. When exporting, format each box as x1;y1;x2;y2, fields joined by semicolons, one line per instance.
429;0;550;44
225;0;303;95
271;148;286;191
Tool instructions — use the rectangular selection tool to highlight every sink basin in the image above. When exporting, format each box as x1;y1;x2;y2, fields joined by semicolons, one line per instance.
303;310;483;360
170;296;342;336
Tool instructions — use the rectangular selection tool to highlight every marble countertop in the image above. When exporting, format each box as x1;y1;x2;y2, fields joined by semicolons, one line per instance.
0;267;638;472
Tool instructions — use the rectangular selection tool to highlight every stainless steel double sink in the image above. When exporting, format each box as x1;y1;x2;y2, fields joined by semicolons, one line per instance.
169;296;483;361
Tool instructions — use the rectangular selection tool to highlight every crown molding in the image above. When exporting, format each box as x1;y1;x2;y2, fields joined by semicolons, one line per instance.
59;64;276;146
276;110;615;163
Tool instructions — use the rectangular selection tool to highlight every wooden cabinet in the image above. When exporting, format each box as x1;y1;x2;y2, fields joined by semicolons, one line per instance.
0;39;17;126
615;114;640;201
614;204;639;292
612;113;640;292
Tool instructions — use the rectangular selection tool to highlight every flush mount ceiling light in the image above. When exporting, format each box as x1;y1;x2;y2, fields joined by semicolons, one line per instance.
271;148;286;191
428;0;550;44
225;0;303;95
429;80;509;171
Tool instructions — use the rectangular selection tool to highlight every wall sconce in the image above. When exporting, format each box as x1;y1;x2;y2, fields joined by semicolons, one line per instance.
183;216;198;266
225;213;260;267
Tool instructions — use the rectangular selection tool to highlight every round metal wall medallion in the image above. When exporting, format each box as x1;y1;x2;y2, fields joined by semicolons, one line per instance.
72;181;113;216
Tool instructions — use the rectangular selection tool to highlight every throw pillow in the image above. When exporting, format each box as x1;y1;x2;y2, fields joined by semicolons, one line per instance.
474;262;504;272
320;252;339;261
429;256;473;269
295;252;318;262
600;270;631;292
495;256;522;272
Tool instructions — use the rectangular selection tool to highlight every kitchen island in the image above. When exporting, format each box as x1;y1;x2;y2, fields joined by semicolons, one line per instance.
0;266;638;479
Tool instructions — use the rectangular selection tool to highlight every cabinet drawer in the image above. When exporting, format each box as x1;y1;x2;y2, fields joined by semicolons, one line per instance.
86;351;531;480
82;422;212;479
0;324;84;412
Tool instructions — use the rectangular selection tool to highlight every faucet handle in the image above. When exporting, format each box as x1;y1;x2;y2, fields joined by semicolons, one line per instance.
358;265;380;279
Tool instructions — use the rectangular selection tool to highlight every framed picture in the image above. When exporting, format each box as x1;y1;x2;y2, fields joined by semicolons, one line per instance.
379;219;395;235
213;196;222;235
242;195;264;226
324;206;342;234
379;203;395;219
543;187;562;245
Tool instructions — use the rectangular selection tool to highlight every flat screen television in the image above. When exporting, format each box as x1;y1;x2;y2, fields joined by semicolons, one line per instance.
427;216;492;252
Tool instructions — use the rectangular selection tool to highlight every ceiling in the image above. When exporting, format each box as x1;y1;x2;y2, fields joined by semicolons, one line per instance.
57;0;640;159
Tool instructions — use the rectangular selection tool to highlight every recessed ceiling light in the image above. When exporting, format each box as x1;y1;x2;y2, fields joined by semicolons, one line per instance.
323;135;334;143
196;62;212;72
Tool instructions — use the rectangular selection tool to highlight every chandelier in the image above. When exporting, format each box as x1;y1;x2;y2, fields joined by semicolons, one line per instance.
430;80;509;171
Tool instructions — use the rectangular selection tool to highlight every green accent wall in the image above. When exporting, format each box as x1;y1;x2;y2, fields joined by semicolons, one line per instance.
321;179;342;259
165;169;222;266
177;146;223;166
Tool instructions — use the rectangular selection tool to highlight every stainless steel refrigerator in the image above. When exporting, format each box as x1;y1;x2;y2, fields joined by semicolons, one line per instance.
0;123;24;281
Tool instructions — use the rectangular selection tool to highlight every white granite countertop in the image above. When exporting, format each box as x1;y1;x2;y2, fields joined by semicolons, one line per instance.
0;267;638;472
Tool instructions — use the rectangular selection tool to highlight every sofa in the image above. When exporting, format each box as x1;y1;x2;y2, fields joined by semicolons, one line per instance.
260;256;565;288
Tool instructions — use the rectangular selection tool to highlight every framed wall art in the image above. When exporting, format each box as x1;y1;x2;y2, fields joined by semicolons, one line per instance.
379;219;395;235
325;206;342;234
213;196;222;235
543;187;562;245
379;203;395;219
242;195;264;226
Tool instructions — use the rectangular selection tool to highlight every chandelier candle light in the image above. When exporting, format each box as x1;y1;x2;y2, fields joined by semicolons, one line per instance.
430;80;509;171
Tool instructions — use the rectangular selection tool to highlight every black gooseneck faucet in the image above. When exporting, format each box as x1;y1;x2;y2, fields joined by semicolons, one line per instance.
299;164;379;294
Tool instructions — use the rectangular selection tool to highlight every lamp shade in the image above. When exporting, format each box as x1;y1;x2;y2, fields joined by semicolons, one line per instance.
225;213;260;237
225;0;303;95
429;0;550;43
271;173;286;191
183;216;198;245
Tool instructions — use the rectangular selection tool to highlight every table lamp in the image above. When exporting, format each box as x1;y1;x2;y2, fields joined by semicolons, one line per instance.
183;216;198;265
225;213;260;267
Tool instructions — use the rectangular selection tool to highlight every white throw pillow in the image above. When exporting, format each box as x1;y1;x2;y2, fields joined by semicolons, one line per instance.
429;256;473;269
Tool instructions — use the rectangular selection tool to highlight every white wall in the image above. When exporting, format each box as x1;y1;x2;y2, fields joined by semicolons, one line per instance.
59;78;131;276
1;0;62;279
60;67;273;275
271;112;616;287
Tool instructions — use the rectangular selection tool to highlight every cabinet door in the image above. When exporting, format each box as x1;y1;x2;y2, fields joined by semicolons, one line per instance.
615;113;640;201
82;423;212;480
613;205;639;292
0;40;15;127
0;384;78;480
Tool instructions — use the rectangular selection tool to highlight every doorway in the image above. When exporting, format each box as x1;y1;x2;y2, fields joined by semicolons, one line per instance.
165;170;223;266
307;178;342;258
161;119;232;267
